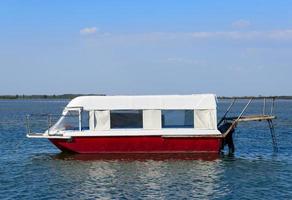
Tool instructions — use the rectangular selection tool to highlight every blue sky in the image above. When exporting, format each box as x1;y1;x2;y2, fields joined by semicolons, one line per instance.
0;0;292;96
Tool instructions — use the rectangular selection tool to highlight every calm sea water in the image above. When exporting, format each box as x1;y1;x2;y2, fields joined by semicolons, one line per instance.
0;99;292;199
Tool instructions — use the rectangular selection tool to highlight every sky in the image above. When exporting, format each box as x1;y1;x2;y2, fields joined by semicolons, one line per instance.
0;0;292;96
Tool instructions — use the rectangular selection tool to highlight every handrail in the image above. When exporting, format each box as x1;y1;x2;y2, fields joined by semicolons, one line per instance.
217;98;236;126
270;97;276;115
221;98;253;138
25;115;31;134
263;98;266;115
219;97;278;152
219;97;277;126
236;98;253;121
25;113;60;136
26;112;84;136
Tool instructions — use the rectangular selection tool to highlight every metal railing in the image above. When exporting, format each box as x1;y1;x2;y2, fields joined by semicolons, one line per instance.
25;114;61;135
218;97;276;126
218;97;278;152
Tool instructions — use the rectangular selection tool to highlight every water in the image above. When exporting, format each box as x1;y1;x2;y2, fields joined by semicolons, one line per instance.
0;99;292;199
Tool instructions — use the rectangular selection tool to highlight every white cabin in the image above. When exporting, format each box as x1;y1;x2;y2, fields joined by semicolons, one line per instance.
43;94;221;137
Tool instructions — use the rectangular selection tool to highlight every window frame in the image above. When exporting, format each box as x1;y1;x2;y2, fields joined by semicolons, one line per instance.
161;109;194;129
110;110;143;129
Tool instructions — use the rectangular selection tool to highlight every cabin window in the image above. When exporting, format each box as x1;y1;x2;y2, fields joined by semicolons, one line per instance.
110;110;143;128
161;110;194;128
81;111;89;130
53;110;80;131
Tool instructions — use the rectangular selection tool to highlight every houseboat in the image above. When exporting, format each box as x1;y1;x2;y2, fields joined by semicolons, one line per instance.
26;94;277;154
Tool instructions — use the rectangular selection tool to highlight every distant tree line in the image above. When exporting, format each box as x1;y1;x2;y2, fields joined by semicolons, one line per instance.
0;94;105;99
0;94;291;100
218;96;292;99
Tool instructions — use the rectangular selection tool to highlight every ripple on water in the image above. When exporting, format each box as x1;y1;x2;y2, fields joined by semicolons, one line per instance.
0;100;292;199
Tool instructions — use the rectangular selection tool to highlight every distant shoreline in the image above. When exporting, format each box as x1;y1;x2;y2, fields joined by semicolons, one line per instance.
0;94;292;100
218;96;292;100
0;94;105;100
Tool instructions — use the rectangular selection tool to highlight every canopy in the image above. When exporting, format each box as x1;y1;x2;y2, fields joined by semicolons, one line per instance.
66;94;217;110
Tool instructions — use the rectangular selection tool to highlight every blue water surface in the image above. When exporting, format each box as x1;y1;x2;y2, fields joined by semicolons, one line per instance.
0;99;291;199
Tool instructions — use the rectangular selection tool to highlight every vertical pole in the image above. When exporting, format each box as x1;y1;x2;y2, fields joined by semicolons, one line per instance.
263;98;266;115
270;97;275;115
79;109;82;131
47;114;52;135
26;114;31;134
47;114;50;135
49;115;52;129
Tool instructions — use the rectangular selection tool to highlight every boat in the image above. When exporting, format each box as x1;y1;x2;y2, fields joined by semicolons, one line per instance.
26;94;277;154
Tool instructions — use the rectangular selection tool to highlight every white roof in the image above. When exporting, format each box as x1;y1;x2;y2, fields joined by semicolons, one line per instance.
66;94;217;110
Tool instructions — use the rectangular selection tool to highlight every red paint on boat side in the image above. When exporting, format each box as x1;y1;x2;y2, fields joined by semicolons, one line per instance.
49;136;222;154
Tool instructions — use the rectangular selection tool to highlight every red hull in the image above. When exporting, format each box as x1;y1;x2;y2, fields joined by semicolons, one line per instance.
50;136;222;154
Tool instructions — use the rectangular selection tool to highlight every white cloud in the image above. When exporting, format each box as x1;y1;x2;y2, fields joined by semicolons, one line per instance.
161;30;292;40
80;27;98;35
217;30;291;40
228;65;264;72
232;20;251;29
268;29;292;40
79;29;292;42
164;57;205;65
189;31;260;39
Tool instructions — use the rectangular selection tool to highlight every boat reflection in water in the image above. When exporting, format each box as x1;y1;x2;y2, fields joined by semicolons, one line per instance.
52;152;220;161
50;152;225;199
